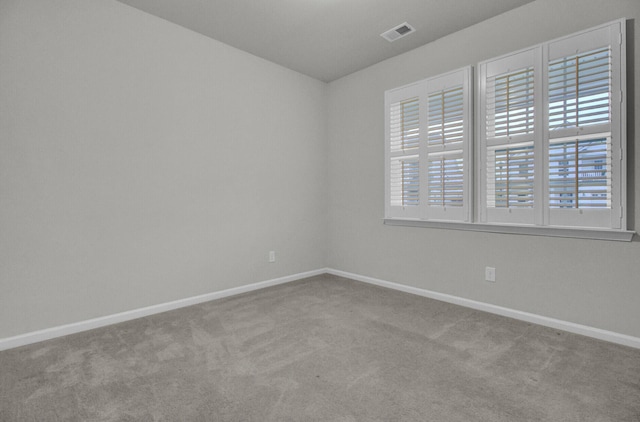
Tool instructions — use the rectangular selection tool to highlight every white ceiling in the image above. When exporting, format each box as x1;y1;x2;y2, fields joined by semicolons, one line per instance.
116;0;535;82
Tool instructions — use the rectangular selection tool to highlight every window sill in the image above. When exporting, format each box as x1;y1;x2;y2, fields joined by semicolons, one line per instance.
383;218;635;242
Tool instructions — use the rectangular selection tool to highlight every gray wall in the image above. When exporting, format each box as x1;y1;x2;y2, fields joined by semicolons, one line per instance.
327;0;640;338
0;0;327;338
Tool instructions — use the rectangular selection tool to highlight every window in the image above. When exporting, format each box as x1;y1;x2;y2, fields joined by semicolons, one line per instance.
544;25;625;230
386;83;422;219
479;20;625;230
479;47;541;225
385;20;628;238
385;67;472;221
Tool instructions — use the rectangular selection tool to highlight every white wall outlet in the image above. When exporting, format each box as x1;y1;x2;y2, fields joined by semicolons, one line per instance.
269;251;276;263
485;267;496;282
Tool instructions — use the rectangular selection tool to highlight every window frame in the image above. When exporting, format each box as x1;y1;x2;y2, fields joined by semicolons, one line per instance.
478;46;543;226
383;19;632;241
543;23;626;230
384;66;473;223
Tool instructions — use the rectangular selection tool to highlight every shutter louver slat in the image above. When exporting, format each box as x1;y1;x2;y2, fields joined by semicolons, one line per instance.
426;82;467;213
390;157;420;207
486;67;535;139
428;152;464;207
389;98;420;152
548;47;611;131
487;145;535;208
547;44;614;215
389;94;420;211
480;49;538;224
548;138;611;209
428;86;464;146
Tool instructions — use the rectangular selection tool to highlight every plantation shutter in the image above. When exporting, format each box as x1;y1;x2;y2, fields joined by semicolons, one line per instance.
548;47;611;132
548;138;611;209
424;67;472;221
486;144;535;208
390;156;420;207
427;153;464;207
486;68;535;138
479;48;540;224
385;83;422;218
545;22;624;229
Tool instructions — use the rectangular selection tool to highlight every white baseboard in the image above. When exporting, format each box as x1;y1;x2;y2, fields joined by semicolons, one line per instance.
4;268;639;351
0;269;326;351
326;268;640;349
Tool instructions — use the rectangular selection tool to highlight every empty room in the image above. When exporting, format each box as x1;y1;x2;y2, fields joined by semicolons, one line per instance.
1;0;640;420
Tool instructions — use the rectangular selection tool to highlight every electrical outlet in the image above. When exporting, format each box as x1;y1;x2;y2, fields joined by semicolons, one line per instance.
269;251;276;263
485;267;496;282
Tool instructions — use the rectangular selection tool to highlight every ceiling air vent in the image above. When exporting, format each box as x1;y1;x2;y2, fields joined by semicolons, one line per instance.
381;22;415;42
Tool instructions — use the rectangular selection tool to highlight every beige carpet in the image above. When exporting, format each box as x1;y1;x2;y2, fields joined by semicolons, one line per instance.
1;274;639;421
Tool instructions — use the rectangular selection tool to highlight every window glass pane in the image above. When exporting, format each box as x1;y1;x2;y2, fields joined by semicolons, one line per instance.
428;153;464;207
390;98;420;152
549;48;611;130
487;68;535;138
390;157;420;207
549;138;611;208
428;86;464;146
487;145;535;208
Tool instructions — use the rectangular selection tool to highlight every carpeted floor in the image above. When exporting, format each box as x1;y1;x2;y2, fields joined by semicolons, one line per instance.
1;274;639;421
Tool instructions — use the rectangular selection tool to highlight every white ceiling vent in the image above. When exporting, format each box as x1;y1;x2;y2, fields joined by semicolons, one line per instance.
380;22;415;42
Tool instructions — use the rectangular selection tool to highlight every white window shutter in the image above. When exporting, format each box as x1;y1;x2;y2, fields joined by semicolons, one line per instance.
389;156;420;207
486;143;535;209
487;68;535;139
548;47;611;132
385;67;472;222
427;86;464;146
545;21;624;229
479;47;541;225
548;138;611;209
385;83;422;219
424;67;472;222
427;152;464;207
